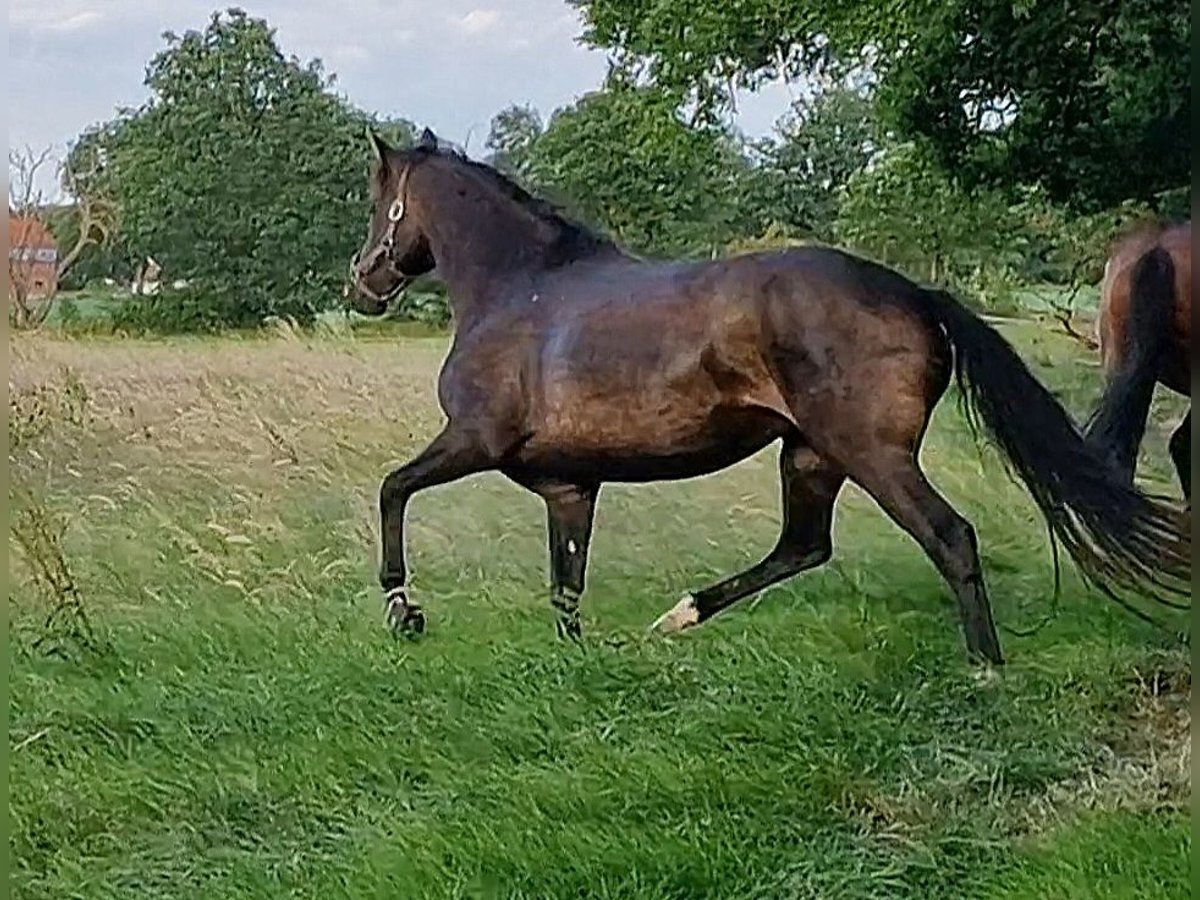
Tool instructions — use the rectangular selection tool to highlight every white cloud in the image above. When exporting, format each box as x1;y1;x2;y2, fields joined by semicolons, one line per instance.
10;2;104;32
453;9;501;35
49;11;105;32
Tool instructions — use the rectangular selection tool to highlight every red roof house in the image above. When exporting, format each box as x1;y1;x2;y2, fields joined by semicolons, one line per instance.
9;214;60;298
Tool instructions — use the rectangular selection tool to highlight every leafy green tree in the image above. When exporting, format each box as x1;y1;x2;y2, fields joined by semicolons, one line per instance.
1007;189;1156;287
742;86;877;241
107;8;378;331
485;104;543;177
570;0;1189;210
834;140;1019;294
875;0;1188;210
525;84;751;257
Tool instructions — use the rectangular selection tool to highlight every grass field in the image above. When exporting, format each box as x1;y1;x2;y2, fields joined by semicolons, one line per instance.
9;320;1190;899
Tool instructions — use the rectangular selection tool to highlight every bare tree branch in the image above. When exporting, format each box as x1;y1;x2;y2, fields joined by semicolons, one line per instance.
7;143;117;329
57;150;116;279
8;146;58;329
1032;278;1100;351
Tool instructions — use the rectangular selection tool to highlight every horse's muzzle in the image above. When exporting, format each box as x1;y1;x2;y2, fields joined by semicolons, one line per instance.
344;250;410;314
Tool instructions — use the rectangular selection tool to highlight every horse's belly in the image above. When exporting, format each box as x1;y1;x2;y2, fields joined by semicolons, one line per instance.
516;404;789;483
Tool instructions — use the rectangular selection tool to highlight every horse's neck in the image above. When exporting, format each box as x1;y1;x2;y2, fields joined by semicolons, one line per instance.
424;190;554;321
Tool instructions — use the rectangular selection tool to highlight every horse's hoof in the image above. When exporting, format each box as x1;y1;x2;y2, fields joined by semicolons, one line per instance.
384;587;425;638
555;615;582;642
970;663;1003;687
399;607;426;636
650;594;700;635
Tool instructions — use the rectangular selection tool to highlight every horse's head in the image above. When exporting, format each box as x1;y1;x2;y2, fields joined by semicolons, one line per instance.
345;129;438;316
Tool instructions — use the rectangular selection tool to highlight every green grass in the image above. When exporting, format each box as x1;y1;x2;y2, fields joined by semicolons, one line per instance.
9;320;1190;899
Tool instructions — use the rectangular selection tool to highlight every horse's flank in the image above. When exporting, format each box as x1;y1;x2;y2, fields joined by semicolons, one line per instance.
1097;218;1191;393
1085;217;1191;499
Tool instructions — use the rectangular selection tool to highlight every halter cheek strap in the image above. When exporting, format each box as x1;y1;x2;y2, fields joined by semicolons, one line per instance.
348;164;416;303
384;163;412;232
393;165;413;220
356;164;413;272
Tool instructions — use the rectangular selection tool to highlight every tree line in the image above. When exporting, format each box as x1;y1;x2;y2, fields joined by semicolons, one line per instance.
33;4;1187;332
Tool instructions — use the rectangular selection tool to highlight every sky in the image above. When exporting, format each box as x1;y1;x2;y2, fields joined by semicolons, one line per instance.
9;0;796;200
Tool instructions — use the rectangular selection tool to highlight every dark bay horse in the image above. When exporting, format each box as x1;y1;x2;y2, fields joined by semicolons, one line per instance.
347;129;1190;665
1085;219;1192;501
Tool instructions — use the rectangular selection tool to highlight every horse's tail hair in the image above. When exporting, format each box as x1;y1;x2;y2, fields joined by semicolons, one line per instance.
920;284;1190;616
1082;246;1177;481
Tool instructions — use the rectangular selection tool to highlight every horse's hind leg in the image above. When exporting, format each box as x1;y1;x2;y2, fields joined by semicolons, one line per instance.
1169;409;1191;502
652;440;844;633
848;448;1003;665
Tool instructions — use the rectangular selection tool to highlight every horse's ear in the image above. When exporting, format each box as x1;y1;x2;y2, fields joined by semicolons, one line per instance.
369;130;393;164
418;127;439;151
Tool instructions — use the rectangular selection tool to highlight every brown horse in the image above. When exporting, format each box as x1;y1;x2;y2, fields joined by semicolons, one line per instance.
346;129;1190;665
1085;219;1191;501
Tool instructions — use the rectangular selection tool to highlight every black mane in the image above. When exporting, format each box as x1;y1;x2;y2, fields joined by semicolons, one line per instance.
414;144;616;265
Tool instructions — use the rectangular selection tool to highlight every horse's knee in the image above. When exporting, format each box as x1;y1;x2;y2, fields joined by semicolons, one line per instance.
934;511;975;552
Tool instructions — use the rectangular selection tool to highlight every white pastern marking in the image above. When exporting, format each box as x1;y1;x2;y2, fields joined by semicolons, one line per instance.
650;594;700;634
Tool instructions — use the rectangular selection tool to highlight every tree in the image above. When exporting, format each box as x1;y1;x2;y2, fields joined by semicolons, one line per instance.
570;0;1189;210
8;145;115;328
742;86;877;241
106;8;378;331
569;0;857;116
525;84;751;257
875;0;1188;211
485;104;543;177
833;140;1019;291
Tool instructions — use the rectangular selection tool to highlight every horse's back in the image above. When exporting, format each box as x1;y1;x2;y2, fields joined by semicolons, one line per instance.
507;246;948;480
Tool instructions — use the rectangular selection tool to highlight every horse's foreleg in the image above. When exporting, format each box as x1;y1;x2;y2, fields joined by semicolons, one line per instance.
652;442;844;634
377;426;493;636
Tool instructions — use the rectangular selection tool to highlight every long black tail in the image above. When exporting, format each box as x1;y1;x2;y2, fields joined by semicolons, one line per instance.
1082;246;1176;482
921;287;1190;613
